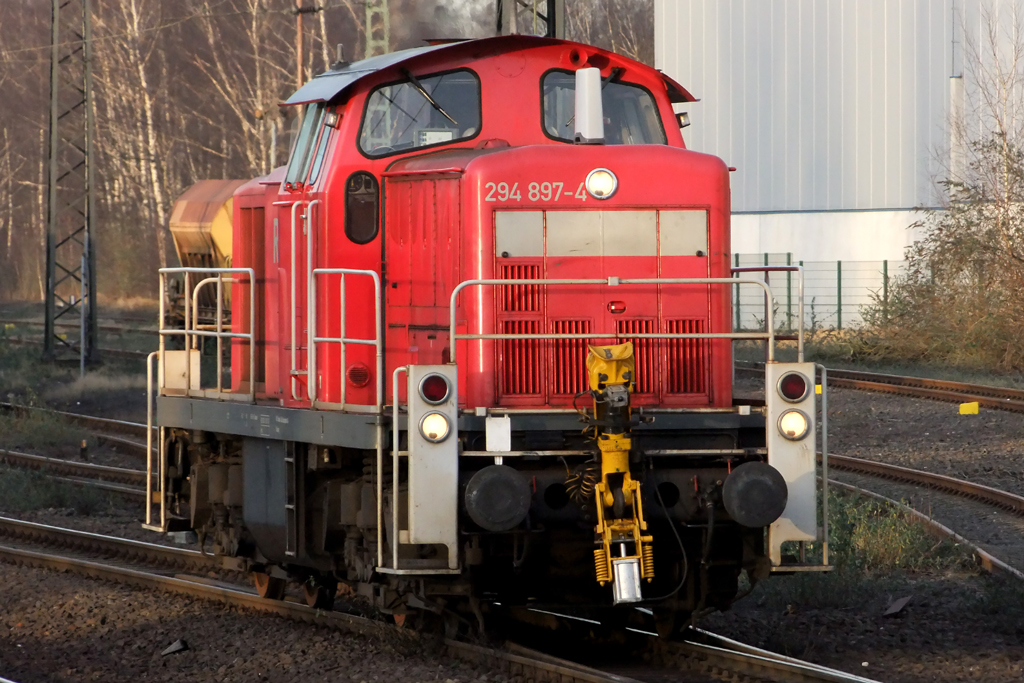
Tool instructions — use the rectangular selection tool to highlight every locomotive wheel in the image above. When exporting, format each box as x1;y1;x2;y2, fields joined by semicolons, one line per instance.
303;579;337;610
252;571;286;600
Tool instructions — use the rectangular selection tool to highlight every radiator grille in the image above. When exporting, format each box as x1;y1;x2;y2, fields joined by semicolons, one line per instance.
499;264;541;312
500;319;541;395
551;319;591;395
666;319;707;394
615;319;656;394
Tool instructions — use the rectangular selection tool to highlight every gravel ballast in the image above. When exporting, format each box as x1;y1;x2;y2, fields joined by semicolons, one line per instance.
0;562;504;683
711;379;1024;683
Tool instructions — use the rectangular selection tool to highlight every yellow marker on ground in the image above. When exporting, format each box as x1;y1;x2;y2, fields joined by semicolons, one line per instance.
959;402;979;415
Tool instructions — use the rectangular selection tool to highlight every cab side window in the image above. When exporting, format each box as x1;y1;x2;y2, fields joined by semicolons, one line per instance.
345;171;379;244
284;105;338;187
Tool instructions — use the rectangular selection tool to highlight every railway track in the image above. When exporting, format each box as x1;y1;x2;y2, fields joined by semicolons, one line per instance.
2;390;1021;678
0;401;149;444
0;449;147;488
0;514;876;683
739;361;1024;413
0;318;159;336
0;337;151;359
0;490;994;682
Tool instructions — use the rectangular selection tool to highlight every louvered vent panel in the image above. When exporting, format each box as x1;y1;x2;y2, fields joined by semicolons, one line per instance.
615;319;656;394
666;319;708;394
499;264;541;312
551;319;591;395
500;319;541;395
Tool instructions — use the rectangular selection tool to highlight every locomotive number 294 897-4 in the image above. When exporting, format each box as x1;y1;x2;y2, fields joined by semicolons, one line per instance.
484;181;588;202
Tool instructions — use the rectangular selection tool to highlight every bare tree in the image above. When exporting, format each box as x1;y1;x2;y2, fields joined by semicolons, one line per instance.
867;4;1024;369
566;0;653;65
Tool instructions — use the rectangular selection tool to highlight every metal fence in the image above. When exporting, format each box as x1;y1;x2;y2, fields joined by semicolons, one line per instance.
733;253;909;331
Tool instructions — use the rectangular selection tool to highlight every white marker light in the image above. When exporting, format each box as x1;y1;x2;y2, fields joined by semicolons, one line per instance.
778;410;809;441
420;412;451;442
586;168;617;199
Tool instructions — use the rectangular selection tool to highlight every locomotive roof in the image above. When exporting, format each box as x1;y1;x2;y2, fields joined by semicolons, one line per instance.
283;35;695;107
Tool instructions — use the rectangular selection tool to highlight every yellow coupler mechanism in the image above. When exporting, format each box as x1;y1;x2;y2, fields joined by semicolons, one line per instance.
587;342;654;604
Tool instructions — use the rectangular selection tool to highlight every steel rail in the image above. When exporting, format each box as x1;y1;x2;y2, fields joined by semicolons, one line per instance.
828;453;1024;516
0;318;159;336
657;632;882;683
0;539;640;683
0;515;223;573
737;362;1024;413
0;338;151;359
0;514;875;683
0;447;147;486
0;402;149;439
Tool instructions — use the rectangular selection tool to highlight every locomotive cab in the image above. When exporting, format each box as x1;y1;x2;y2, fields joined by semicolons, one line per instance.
150;35;829;635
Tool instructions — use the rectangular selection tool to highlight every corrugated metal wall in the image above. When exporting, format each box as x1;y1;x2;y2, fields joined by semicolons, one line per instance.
656;0;955;213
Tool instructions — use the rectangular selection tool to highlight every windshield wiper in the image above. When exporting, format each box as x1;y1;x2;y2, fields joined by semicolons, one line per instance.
401;68;458;126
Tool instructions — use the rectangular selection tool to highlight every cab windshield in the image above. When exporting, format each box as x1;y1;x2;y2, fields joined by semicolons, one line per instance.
542;70;666;145
359;69;481;157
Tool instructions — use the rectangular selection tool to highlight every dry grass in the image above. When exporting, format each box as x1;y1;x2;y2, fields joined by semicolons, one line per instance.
752;490;977;612
44;373;146;403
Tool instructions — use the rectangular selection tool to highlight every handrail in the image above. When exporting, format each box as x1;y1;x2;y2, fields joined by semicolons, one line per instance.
289;200;305;400
389;365;408;570
305;199;321;402
309;268;383;411
144;351;162;531
158;267;256;403
817;363;829;566
448;277;777;363
191;276;238;393
732;265;805;362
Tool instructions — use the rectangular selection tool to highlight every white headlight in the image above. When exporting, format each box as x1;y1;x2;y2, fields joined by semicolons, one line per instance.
420;412;451;443
585;168;617;199
778;410;809;441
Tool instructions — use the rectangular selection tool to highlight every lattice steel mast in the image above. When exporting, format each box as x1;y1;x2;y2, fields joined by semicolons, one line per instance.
364;0;390;58
44;0;97;367
496;0;564;38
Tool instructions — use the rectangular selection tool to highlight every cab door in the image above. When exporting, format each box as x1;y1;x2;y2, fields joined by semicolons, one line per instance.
383;173;462;402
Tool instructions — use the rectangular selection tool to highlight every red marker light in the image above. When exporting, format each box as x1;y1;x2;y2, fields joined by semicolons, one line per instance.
778;372;808;402
420;374;450;404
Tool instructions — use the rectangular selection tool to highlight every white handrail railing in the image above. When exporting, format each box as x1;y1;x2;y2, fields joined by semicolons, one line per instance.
158;267;256;402
305;199;321;402
448;277;779;364
191;275;238;393
308;268;383;411
289;200;306;400
731;265;805;362
388;365;408;569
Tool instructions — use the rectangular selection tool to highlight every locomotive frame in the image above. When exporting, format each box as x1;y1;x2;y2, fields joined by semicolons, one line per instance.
146;34;831;635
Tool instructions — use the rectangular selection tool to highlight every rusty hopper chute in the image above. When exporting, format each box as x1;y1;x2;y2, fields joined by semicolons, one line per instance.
167;179;247;320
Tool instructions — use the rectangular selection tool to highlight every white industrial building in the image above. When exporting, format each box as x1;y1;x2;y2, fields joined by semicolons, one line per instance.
655;0;1019;264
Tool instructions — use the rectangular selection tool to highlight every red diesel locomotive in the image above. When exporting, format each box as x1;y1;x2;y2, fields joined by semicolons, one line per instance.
150;34;829;635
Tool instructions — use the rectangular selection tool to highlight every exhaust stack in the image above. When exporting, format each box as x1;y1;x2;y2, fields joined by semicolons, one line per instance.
574;67;604;144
